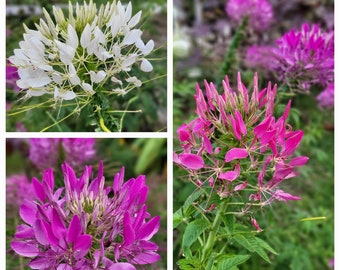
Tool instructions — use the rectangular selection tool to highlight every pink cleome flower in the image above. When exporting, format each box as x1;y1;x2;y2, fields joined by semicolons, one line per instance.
11;161;160;269
225;0;273;31
174;73;308;207
274;23;334;91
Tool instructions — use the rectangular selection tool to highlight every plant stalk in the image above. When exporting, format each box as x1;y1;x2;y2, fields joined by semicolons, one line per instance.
201;198;229;265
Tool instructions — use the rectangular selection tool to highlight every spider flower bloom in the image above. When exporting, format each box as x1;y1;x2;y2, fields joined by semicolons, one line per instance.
317;82;334;109
11;161;160;269
29;138;96;171
175;73;308;207
274;23;334;91
225;0;273;31
6;174;34;208
9;0;154;103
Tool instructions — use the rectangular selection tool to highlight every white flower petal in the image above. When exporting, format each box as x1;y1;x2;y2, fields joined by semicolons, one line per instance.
143;40;155;55
55;40;76;65
67;24;79;49
18;68;51;87
128;11;142;28
80;24;92;48
122;29;142;45
81;82;95;95
27;89;47;97
126;76;142;87
52;73;63;84
111;77;123;86
140;59;153;72
90;70;106;83
122;54;137;69
69;63;80;85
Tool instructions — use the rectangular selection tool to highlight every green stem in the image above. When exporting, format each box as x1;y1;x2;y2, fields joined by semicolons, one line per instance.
201;198;229;265
218;16;248;85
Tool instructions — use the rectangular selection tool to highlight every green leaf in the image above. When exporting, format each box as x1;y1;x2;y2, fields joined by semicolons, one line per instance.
177;258;202;270
182;219;210;258
255;237;278;255
134;139;165;174
173;209;184;229
223;214;234;234
216;254;251;270
233;234;271;263
233;234;255;252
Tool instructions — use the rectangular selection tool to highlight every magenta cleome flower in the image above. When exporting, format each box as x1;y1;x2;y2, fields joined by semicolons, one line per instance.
274;23;334;91
11;161;160;269
174;73;308;209
29;138;96;171
317;82;334;109
225;0;273;31
6;174;34;209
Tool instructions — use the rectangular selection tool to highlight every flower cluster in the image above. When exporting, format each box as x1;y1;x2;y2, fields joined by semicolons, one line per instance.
225;0;273;31
9;0;154;104
174;73;308;211
11;161;160;269
29;138;96;171
274;23;334;91
6;175;34;209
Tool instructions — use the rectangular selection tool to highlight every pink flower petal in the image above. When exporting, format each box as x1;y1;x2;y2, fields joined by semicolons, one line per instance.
281;130;304;156
109;262;137;270
289;156;309;167
219;163;241;181
272;189;301;201
11;241;39;257
225;148;248;162
67;215;81;244
179;153;204;170
177;124;190;142
234;181;248;191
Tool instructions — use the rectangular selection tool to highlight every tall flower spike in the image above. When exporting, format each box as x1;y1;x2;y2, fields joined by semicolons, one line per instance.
11;161;160;269
9;0;155;105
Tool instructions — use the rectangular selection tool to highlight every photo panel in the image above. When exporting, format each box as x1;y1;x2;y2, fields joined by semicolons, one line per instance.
6;137;167;268
6;0;167;132
173;1;334;269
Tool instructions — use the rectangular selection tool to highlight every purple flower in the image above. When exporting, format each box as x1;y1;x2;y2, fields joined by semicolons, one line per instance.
246;45;279;72
6;174;34;208
274;23;334;91
317;83;334;109
29;138;96;171
225;0;273;31
6;62;20;91
29;138;60;171
11;161;160;269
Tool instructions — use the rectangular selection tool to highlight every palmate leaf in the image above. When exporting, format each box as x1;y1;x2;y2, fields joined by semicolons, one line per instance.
233;234;275;263
216;254;251;270
182;219;210;258
177;258;203;270
173;189;204;228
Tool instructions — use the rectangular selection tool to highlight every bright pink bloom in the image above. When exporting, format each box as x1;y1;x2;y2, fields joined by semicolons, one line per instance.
274;23;334;91
11;161;160;269
175;73;308;210
226;0;273;30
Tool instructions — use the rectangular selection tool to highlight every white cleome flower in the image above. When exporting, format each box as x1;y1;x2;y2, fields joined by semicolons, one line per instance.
9;0;155;103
